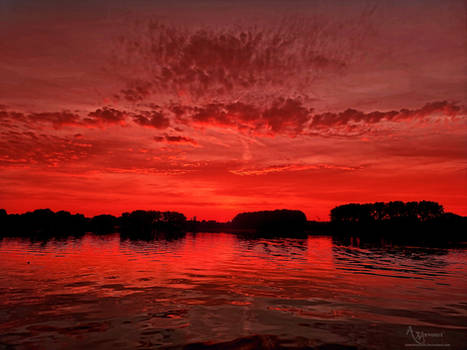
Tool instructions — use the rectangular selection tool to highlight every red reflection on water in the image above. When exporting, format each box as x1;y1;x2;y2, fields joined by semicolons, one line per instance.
0;233;466;350
0;234;464;310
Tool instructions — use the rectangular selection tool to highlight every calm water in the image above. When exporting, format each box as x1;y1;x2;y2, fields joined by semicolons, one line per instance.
0;233;466;349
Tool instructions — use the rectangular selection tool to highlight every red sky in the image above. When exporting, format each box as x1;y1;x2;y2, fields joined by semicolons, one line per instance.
0;0;466;221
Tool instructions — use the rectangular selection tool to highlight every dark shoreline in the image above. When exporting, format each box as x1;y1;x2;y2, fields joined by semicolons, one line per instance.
1;203;465;246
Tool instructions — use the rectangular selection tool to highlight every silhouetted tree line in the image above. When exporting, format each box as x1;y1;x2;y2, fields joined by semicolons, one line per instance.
186;219;231;233
231;209;307;234
329;201;466;243
119;210;186;238
1;202;465;243
330;200;444;223
0;209;187;239
0;208;309;238
0;209;87;237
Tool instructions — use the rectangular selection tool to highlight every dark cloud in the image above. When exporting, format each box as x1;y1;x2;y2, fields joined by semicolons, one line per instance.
310;101;465;130
29;111;81;129
133;111;170;129
263;98;311;134
113;15;371;103
0;131;94;167
0;106;169;130
0;110;26;129
186;97;312;136
0;110;82;129
0;100;463;139
119;80;153;102
153;134;198;146
1;107;127;129
85;107;127;125
166;99;465;137
180;99;465;137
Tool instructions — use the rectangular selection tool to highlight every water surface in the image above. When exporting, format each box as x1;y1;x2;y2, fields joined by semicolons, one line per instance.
0;233;465;349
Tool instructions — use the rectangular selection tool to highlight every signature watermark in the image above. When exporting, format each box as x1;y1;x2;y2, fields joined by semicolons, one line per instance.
405;326;450;347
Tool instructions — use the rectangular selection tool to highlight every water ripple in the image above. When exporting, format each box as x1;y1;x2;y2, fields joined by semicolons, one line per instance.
0;233;466;349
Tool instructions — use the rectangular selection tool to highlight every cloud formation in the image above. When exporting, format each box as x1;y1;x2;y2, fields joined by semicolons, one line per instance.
0;110;82;129
311;101;465;129
85;107;127;126
230;163;361;176
0;131;94;167
172;99;465;137
0;107;171;130
112;15;372;104
1;100;464;139
1;1;466;220
28;112;82;129
185;98;312;136
153;134;198;146
133;111;170;129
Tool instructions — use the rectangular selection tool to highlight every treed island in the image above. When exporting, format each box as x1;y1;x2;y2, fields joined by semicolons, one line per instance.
0;201;465;244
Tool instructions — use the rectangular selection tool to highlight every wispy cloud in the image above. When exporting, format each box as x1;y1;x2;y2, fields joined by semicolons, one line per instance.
230;163;361;176
154;134;198;146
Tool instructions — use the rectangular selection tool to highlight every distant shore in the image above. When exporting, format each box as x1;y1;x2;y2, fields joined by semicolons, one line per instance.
1;201;465;244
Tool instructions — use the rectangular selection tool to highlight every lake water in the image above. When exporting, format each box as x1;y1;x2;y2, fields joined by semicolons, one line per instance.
0;233;466;349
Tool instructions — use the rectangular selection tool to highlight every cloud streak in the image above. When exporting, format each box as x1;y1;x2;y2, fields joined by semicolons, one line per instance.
230;163;361;176
154;134;198;146
311;101;466;129
1;101;464;139
176;100;466;137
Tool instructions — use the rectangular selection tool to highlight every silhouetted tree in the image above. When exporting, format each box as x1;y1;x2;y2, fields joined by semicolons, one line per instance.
0;209;88;236
328;201;467;243
330;201;444;224
90;214;117;234
417;200;444;221
119;210;187;237
156;211;187;232
119;210;154;236
232;209;307;233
